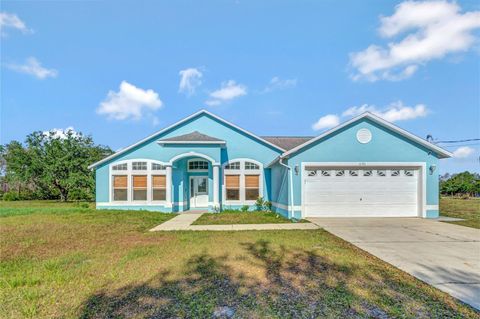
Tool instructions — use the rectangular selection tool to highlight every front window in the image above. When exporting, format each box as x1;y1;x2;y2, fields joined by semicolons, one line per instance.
225;162;240;170
132;161;147;170
245;161;259;170
152;175;166;200
223;159;262;203
112;163;128;171
225;175;240;200
113;175;128;201
132;175;147;200
188;160;209;171
152;163;165;170
245;175;259;200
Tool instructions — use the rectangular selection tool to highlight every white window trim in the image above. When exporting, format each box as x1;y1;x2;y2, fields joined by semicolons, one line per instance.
187;158;209;172
222;158;263;205
108;159;168;205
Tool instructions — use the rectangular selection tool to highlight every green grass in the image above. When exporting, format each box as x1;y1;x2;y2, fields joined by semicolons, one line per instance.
440;197;480;229
193;210;309;225
0;201;478;318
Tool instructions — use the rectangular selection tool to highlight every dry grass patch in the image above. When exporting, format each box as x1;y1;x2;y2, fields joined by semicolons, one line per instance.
440;197;480;229
1;201;478;318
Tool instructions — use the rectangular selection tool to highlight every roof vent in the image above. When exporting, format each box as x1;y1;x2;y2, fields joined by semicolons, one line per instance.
356;128;372;144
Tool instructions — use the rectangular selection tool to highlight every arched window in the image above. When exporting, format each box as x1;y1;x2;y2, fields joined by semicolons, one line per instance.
223;159;263;203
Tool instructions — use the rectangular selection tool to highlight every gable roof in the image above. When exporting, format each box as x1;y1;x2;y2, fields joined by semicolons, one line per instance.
158;131;225;144
261;136;314;151
278;112;452;160
89;110;285;169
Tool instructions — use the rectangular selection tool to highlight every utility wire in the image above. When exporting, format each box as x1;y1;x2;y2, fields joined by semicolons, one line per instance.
436;138;480;144
443;143;480;148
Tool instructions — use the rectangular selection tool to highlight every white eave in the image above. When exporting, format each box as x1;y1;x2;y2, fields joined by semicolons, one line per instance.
158;140;226;145
88;109;285;169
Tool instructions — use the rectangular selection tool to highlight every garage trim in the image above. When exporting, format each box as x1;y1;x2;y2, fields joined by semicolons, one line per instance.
300;162;427;219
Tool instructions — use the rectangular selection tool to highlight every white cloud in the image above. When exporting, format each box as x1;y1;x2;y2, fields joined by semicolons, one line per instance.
350;1;480;81
312;114;340;131
263;76;297;92
342;101;429;122
97;81;163;120
205;80;247;106
43;127;79;139
312;101;428;131
0;12;32;36
452;146;474;158
178;68;202;96
7;57;58;79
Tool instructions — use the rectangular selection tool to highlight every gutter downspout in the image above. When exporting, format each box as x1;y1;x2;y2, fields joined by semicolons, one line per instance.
278;156;294;219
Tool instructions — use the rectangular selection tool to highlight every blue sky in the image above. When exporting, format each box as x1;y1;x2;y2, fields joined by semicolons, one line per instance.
1;0;479;173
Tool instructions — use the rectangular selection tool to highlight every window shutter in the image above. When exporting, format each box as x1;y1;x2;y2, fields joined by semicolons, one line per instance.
225;175;240;188
113;176;127;188
133;175;147;188
152;175;166;188
245;175;259;188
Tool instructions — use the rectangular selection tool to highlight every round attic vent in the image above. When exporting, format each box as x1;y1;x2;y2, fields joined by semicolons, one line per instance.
356;128;372;144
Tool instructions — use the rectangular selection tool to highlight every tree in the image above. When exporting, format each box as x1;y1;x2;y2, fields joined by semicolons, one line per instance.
440;171;480;197
3;130;112;201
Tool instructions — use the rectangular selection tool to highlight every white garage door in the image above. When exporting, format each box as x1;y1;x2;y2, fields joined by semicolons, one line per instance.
304;167;419;217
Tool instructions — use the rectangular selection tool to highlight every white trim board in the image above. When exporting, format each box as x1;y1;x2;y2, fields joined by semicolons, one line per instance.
158;141;226;145
89;109;285;169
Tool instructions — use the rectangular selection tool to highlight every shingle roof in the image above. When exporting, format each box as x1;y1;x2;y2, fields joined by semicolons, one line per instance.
158;131;225;143
261;136;314;151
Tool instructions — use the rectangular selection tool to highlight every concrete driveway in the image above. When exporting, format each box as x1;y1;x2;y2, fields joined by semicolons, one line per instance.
308;217;480;310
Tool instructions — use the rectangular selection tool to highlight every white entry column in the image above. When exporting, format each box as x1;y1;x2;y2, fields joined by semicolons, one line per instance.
213;164;220;208
166;165;172;207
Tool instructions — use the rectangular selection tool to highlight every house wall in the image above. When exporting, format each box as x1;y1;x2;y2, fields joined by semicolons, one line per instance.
95;113;283;211
270;162;291;218
287;118;440;218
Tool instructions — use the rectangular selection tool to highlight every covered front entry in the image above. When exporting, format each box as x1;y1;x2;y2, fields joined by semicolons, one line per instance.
168;152;220;212
190;176;209;208
303;164;423;217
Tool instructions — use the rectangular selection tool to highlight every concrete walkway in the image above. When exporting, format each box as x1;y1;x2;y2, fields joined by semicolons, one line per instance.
308;217;480;310
150;212;319;231
150;212;205;231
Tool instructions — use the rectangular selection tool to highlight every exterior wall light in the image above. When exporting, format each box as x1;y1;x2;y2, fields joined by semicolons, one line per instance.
294;165;299;175
429;164;437;175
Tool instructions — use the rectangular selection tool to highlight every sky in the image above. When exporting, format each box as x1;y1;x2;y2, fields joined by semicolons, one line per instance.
1;0;479;174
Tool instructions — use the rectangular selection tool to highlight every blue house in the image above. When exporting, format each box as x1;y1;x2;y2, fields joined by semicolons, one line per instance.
89;110;452;219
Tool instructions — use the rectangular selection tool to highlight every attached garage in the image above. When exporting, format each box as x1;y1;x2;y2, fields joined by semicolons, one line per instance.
302;164;424;217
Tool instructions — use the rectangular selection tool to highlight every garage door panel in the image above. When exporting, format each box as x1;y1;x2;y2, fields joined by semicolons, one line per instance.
304;167;419;217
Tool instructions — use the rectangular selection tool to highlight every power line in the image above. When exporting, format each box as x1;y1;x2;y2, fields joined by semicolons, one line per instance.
436;138;480;144
443;143;480;148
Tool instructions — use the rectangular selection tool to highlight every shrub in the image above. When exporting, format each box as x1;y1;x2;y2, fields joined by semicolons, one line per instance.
3;191;21;201
255;197;272;212
264;201;272;211
240;205;250;212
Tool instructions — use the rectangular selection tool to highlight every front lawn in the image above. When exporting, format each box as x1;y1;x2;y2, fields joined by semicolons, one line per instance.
440;197;480;229
0;201;478;318
193;210;309;225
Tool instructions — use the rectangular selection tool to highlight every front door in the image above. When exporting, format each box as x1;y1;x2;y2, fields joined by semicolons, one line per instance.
190;176;209;208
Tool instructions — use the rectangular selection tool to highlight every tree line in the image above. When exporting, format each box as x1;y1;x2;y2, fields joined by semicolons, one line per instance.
1;130;479;201
0;130;112;201
440;171;480;198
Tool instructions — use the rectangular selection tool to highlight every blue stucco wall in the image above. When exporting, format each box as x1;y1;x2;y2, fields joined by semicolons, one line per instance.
95;113;283;211
287;118;440;218
95;112;444;218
